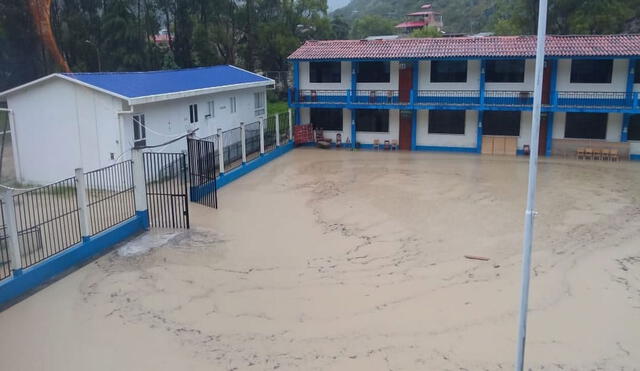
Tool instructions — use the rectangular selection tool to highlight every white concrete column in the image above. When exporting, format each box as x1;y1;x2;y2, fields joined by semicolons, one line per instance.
74;168;92;238
259;118;265;154
1;188;22;271
131;148;147;212
217;128;225;174
288;109;293;141
240;122;247;164
275;114;280;147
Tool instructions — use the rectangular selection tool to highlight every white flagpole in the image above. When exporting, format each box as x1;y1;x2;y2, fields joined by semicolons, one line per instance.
515;0;548;370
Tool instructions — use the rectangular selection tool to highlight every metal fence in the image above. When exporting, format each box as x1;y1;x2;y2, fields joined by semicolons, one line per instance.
222;127;242;171
12;177;81;268
85;161;135;235
264;116;277;153
0;204;8;280
245;121;261;161
144;152;190;229
278;112;290;143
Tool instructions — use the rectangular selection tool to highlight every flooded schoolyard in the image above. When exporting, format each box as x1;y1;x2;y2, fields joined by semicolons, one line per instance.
0;148;638;370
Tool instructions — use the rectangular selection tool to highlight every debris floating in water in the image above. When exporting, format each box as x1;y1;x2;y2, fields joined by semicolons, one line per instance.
464;255;490;261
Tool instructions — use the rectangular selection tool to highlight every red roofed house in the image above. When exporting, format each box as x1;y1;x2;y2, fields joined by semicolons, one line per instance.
287;35;640;160
395;4;443;34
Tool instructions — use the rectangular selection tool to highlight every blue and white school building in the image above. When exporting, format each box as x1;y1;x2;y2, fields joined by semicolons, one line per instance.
287;35;640;159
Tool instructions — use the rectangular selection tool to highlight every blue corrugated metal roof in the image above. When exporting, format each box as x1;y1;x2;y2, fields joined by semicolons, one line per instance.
63;65;270;98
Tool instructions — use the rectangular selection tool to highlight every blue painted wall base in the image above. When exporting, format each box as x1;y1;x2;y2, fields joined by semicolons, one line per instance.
631;154;640;161
215;141;294;189
0;211;149;309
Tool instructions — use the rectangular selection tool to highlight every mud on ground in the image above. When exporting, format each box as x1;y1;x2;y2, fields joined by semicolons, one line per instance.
0;149;639;370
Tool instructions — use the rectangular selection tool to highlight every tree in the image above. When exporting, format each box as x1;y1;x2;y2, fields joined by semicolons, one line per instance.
410;26;442;38
491;0;640;35
101;0;145;71
350;15;396;39
330;16;349;39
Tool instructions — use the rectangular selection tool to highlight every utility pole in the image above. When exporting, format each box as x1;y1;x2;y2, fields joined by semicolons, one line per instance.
515;0;548;370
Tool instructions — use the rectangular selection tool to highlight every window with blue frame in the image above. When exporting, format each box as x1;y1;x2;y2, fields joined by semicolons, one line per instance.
428;110;465;134
357;62;391;83
309;62;341;83
310;108;343;131
565;112;607;139
430;61;467;83
635;60;640;84
485;60;525;83
628;114;640;140
356;109;389;132
570;59;613;83
483;111;521;136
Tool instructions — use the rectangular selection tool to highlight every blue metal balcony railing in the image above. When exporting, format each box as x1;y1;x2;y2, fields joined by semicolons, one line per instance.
353;90;403;104
555;91;635;109
415;90;480;105
294;89;348;104
289;88;640;111
484;90;534;106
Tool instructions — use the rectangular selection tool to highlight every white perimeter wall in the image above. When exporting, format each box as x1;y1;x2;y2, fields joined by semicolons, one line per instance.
416;110;477;148
123;86;268;155
557;59;628;92
8;78;122;184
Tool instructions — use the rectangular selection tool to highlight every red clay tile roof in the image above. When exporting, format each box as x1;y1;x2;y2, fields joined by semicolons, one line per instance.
288;35;640;60
395;20;427;29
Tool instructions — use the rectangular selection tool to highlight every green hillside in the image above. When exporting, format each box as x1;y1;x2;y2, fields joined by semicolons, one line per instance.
332;0;497;35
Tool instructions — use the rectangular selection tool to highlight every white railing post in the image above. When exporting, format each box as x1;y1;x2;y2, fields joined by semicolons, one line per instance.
288;109;293;141
131;148;147;213
74;168;92;239
275;114;280;147
259;118;265;155
1;188;22;271
217;128;225;174
240;122;247;164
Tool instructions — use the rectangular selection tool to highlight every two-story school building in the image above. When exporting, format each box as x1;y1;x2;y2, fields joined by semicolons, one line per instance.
287;35;640;159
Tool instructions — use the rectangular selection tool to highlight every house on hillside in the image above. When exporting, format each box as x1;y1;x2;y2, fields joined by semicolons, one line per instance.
287;35;640;160
0;65;274;184
395;4;444;34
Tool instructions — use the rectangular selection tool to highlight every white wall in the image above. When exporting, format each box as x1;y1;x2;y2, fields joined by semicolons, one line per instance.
416;110;477;148
418;60;481;91
556;59;628;92
552;112;623;141
130;86;268;154
299;61;351;90
8;78;122;184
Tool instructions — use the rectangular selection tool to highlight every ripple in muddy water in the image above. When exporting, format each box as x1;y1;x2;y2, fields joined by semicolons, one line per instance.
117;229;223;257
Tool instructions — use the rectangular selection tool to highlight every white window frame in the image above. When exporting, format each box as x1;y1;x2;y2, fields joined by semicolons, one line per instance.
189;103;198;123
133;114;146;147
230;96;237;114
254;92;265;116
207;100;215;118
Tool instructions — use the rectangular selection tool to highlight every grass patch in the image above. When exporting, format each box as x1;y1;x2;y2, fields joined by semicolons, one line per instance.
268;101;289;116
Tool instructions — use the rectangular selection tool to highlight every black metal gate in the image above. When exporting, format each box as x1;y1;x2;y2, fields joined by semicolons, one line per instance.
187;137;218;208
144;152;190;228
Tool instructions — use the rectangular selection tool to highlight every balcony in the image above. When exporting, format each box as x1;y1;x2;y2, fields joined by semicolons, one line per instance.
289;89;640;112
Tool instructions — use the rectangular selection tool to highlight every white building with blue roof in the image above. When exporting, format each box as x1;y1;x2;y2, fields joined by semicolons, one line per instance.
0;65;274;184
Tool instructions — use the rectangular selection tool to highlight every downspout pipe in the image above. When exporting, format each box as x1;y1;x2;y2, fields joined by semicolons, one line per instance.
0;108;21;182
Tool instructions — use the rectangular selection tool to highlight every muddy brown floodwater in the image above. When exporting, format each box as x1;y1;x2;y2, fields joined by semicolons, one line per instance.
0;148;639;370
